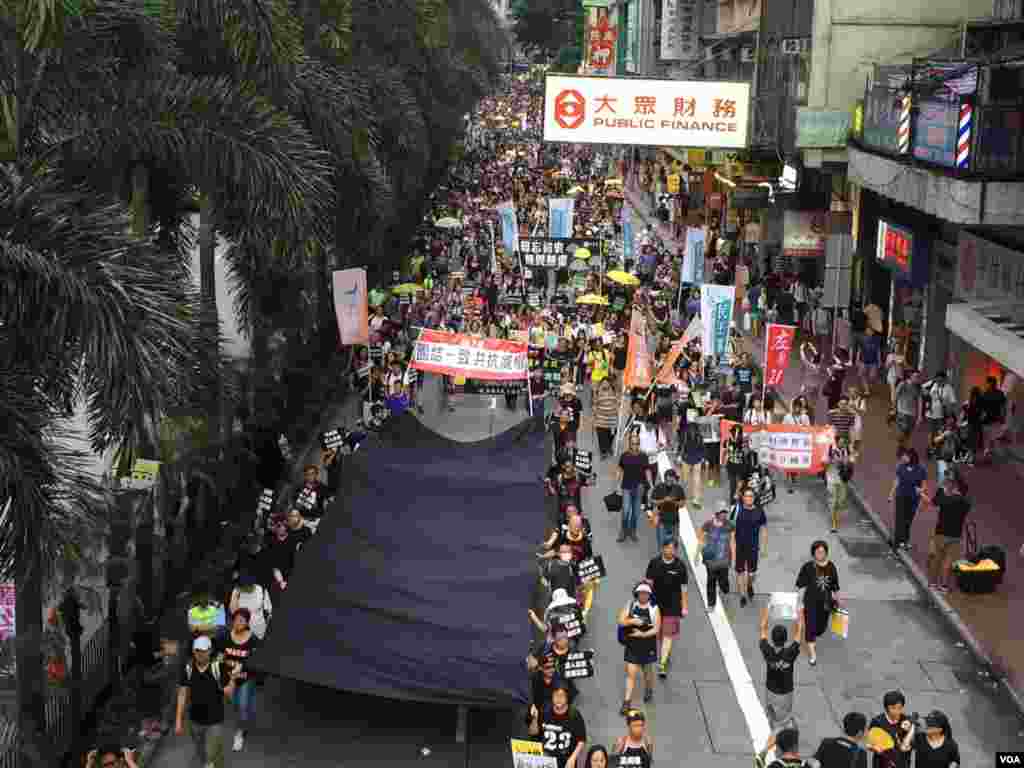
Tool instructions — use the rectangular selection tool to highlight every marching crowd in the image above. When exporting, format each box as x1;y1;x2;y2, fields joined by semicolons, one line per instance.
159;73;981;768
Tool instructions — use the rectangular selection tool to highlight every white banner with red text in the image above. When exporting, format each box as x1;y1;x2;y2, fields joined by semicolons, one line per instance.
410;330;529;381
720;420;835;475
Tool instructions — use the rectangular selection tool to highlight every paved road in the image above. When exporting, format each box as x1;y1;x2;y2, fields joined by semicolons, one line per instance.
149;379;1024;767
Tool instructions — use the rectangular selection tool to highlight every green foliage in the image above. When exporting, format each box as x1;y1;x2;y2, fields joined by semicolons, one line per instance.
510;0;579;58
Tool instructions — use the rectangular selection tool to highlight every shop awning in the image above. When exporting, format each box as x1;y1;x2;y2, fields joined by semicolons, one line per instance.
946;301;1024;378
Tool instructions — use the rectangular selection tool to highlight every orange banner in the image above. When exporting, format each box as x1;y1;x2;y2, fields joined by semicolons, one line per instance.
655;315;702;385
624;309;653;389
720;420;835;475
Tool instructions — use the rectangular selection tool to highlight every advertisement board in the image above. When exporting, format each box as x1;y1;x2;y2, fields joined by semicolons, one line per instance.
782;211;827;258
912;100;959;168
543;75;750;148
876;220;913;274
585;7;617;75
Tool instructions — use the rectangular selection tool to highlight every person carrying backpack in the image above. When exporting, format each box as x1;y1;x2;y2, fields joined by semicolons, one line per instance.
174;635;238;768
755;728;813;768
678;420;706;509
696;505;735;610
617;582;661;714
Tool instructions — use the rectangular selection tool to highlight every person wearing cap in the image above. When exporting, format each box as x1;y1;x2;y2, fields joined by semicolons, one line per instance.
175;635;239;768
612;709;654;767
617;581;660;714
538;679;587;768
911;711;958;768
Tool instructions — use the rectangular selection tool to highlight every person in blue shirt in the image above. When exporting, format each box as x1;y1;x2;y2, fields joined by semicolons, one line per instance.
731;485;767;607
887;448;928;551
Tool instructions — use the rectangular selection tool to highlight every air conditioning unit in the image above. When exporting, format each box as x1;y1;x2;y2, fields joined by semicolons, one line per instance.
780;37;810;55
740;45;755;62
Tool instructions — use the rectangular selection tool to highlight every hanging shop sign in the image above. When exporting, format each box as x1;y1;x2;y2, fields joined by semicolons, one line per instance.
543;75;750;148
586;7;617;75
661;0;683;60
782;211;827;258
677;0;700;61
876;220;913;275
795;108;852;149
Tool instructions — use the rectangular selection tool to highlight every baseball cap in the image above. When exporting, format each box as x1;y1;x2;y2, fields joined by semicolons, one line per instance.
634;583;653;595
625;709;646;723
192;636;212;651
716;502;730;515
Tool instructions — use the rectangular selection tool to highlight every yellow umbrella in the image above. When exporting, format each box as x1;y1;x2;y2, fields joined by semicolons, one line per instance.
392;283;424;295
576;294;609;306
605;178;624;186
567;185;585;195
865;727;895;752
607;270;640;286
574;247;592;260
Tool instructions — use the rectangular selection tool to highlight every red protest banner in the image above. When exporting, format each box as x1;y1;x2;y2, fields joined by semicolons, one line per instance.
721;420;834;475
763;323;797;390
410;329;528;381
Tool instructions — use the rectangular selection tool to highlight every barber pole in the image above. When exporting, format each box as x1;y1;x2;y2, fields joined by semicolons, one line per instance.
957;103;973;170
897;94;912;154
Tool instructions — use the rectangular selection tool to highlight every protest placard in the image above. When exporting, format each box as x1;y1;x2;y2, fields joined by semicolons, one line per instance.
576;556;606;585
562;650;596;679
320;428;345;450
573;449;593;474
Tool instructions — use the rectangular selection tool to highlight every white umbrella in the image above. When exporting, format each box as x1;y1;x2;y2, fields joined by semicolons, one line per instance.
435;217;462;230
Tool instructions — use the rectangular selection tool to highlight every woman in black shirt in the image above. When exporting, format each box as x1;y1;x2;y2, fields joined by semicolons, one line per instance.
724;424;751;502
796;540;842;666
217;609;262;751
912;711;960;768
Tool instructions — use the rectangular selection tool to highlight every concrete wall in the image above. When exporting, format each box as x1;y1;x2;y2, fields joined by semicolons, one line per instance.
808;0;989;113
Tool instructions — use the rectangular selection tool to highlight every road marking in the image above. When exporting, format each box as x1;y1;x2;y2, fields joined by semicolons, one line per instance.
655;452;775;761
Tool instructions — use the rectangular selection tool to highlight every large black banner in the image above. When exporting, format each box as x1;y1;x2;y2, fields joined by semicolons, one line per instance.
519;238;603;268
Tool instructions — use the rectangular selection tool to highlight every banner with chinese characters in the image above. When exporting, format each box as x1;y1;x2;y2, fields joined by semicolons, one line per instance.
585;5;617;75
411;330;528;381
519;237;603;268
721;420;835;475
700;284;734;360
762;323;796;389
655;314;702;383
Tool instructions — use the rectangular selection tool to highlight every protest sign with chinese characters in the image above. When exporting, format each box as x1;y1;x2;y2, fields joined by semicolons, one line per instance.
573;449;593;474
550;607;586;639
763;324;797;390
511;740;557;768
721;420;834;475
577;556;607;584
410;330;528;381
562;649;596;679
519;237;603;269
320;428;346;451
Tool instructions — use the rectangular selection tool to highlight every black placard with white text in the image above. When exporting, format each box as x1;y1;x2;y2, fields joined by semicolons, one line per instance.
255;488;274;529
562;649;596;679
551;607;586;639
320;428;345;451
573;449;593;474
576;555;606;585
295;486;317;512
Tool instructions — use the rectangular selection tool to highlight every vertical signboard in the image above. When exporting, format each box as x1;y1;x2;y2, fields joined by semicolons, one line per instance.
678;0;699;61
661;0;682;60
625;0;638;72
585;0;618;75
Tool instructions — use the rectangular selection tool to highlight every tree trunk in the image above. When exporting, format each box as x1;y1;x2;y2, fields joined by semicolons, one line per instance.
15;542;53;767
315;241;338;358
198;192;222;445
130;164;150;237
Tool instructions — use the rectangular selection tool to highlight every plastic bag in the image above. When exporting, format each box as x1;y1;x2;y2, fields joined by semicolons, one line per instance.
830;608;849;639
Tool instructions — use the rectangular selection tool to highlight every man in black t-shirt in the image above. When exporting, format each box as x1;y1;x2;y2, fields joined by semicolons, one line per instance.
814;712;869;768
540;680;587;768
646;540;689;678
868;691;914;768
759;604;803;729
175;635;237;768
920;471;971;592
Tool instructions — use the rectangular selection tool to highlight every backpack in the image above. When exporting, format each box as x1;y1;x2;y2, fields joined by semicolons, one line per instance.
617;599;656;644
185;660;221;682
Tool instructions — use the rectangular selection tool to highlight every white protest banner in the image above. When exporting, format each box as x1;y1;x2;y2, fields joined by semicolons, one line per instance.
410;330;528;381
332;268;369;345
700;284;735;360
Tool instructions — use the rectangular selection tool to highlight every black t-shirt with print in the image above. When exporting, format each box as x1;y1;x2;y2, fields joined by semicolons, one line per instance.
933;490;971;539
540;706;586;767
178;660;229;725
216;631;262;682
759;640;801;695
645;556;687;616
814;737;869;768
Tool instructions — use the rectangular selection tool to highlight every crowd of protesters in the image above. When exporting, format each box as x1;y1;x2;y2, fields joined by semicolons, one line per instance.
164;72;977;768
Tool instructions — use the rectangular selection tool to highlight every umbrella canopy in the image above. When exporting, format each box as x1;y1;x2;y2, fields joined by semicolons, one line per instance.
574;247;592;260
607;270;640;286
434;217;462;229
566;185;585;195
604;178;623;186
392;283;424;295
568;260;589;272
576;294;609;306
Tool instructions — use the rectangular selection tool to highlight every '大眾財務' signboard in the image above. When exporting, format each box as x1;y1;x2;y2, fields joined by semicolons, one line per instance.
543;75;749;148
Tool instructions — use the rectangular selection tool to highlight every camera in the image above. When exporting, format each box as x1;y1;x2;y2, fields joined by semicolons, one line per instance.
905;711;922;728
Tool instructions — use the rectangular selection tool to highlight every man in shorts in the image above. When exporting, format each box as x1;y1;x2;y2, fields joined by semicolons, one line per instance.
645;540;689;678
732;487;767;608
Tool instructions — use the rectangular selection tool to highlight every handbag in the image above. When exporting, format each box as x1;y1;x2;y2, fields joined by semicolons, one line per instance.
830;607;849;639
604;491;623;512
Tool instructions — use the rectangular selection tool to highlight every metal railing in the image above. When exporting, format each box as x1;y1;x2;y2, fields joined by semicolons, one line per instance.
0;623;111;768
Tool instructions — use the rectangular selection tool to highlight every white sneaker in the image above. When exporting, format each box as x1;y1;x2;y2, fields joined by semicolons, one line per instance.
232;729;245;752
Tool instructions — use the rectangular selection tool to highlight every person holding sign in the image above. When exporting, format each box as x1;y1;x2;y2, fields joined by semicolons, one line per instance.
539;680;587;768
617;582;661;714
612;710;654;768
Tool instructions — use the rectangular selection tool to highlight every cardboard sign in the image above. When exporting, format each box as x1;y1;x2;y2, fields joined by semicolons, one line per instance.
562;649;596;679
576;555;606;585
320;428;345;450
573;449;593;474
294;486;317;512
551;607;586;639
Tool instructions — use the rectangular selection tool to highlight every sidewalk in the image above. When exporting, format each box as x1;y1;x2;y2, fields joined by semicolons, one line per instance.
624;184;1024;714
